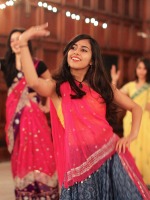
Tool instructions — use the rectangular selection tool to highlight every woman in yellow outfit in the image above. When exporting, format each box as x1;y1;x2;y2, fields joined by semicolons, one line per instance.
111;57;150;187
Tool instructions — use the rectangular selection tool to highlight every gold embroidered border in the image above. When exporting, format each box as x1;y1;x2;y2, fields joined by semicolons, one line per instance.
14;170;58;190
66;134;117;181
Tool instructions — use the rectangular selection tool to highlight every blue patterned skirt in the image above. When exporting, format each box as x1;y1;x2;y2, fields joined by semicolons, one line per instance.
60;153;143;200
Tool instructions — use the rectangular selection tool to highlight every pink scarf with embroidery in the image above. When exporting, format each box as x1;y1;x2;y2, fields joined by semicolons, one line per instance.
5;61;57;190
50;82;118;187
50;82;150;199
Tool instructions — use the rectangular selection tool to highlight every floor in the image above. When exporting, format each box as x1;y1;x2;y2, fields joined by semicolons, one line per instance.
0;161;15;200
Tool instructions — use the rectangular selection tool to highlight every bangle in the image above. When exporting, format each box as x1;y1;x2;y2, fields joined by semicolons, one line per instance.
19;44;28;48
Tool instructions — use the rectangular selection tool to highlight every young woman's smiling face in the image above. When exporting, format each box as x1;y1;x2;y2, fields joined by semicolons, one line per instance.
67;39;92;76
10;31;21;54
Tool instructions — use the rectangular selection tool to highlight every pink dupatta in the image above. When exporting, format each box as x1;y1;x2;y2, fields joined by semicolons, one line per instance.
5;61;58;190
5;60;39;153
50;82;118;187
5;77;28;153
50;81;150;199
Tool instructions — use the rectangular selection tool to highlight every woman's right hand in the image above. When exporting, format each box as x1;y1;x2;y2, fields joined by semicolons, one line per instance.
110;65;120;85
19;22;50;45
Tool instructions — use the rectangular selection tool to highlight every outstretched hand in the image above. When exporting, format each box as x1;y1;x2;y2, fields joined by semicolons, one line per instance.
110;65;120;85
19;22;50;44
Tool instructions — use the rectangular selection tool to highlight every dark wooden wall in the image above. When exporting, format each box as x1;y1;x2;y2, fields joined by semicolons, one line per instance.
1;0;150;161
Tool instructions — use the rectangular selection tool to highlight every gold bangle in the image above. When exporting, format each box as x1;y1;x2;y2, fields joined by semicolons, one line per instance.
19;44;28;48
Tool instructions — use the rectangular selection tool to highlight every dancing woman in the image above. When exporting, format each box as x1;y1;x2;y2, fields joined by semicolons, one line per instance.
18;23;150;199
1;28;59;199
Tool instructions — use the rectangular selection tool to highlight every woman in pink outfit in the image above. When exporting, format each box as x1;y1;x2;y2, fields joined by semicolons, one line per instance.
1;28;59;199
18;23;150;200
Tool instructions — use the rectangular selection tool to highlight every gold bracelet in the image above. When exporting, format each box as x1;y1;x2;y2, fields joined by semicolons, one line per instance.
19;44;28;48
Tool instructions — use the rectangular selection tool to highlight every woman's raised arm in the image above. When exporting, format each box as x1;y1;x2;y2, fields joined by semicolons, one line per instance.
19;23;56;97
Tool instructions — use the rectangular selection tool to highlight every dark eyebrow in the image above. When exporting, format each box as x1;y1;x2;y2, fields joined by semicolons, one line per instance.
73;43;90;50
82;45;90;50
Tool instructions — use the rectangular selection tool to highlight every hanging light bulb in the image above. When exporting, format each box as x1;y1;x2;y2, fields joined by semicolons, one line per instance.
102;23;107;29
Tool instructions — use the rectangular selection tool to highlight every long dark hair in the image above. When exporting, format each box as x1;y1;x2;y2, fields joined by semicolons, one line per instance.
135;57;150;83
3;28;33;87
53;34;116;123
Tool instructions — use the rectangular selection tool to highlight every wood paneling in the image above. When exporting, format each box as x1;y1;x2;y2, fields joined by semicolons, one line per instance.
64;17;76;42
44;49;59;72
19;5;37;28
44;9;59;40
82;0;91;7
95;25;106;48
65;0;78;5
81;21;93;37
0;7;14;34
109;23;119;49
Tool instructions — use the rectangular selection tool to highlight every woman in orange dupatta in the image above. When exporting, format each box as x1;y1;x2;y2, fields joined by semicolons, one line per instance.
2;28;59;199
19;23;150;200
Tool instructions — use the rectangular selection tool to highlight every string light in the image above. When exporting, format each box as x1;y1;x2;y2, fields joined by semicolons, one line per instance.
52;7;57;13
102;22;107;29
66;11;71;17
85;18;90;23
47;5;52;10
38;1;58;13
0;0;15;9
0;0;108;29
38;1;107;28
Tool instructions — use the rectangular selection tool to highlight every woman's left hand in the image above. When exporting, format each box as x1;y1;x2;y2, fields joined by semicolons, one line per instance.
110;65;120;85
115;135;136;153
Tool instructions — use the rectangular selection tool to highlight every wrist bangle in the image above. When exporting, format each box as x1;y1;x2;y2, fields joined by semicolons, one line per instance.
19;44;28;48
